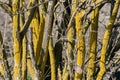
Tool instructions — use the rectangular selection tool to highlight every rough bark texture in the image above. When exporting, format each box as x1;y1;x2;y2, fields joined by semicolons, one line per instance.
96;0;120;80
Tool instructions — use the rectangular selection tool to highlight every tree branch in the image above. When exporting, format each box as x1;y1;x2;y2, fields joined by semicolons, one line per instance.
19;0;37;39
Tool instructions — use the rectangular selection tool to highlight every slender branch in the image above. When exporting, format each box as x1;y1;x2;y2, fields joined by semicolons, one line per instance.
19;0;37;39
0;31;12;80
26;28;40;80
40;0;56;79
